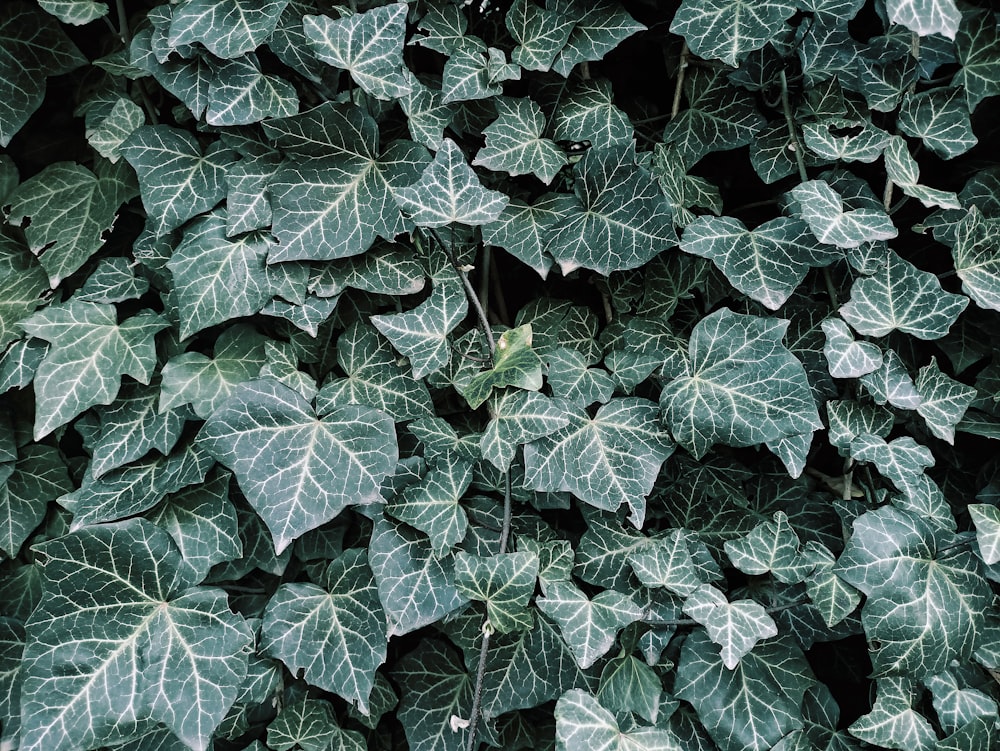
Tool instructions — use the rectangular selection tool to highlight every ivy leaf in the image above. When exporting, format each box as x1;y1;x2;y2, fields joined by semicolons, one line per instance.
548;346;615;406
74;257;149;304
474;98;567;184
968;505;1000;565
481;194;577;279
395;138;509;227
671;0;797;66
463;324;544;409
392;640;472;751
552;79;634;151
262;548;385;712
371;277;468;379
839;251;968;339
545;143;675;275
550;1;646;77
168;0;289;59
199;379;398;554
826;399;894;451
369;514;468;637
0;2;85;147
267;697;362;751
883;135;961;210
304;4;412;101
821;317;882;378
129;25;213;119
835;506;992;677
915;357;976;443
385;455;472;557
925;671;998;734
316;321;433;422
0;445;72;559
680;215;840;310
412;6;466;55
954;7;1000;110
805;544;862;628
802;118;890;163
682;584;778;669
724;512;813;584
441;39;506;103
953;207;1000;312
885;0;960;39
850;434;934;500
37;0;108;25
0;239;51;352
660;308;822;459
6;159;137;288
536;581;643;669
121;125;235;236
627;529;708;597
506;0;574;72
848;676;936;751
454;551;539;634
205;54;298;126
20;519;253;751
554;689;683;751
859;349;922;410
791;179;897;248
523;397;674;527
597;654;665;725
20;302;168;440
480;390;570;471
898;87;977;159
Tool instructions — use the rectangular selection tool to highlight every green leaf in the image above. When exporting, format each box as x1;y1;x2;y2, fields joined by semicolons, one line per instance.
412;6;467;55
0;237;49;352
545;143;675;275
835;506;992;677
395;138;509;227
205;54;298;126
268;697;361;751
6;159;137;287
474;98;567;184
675;630;815;751
21;302;168;439
954;7;1000;111
369;514;468;637
968;504;1000;565
885;0;960;39
86;97;145;163
523;397;674;527
38;0;108;25
386;455;472;556
550;1;645;77
937;716;998;751
802;118;890;163
859;348;923;410
597;654;665;725
680;215;840;310
724;511;813;584
392;640;472;751
0;445;71;559
316;321;433;422
371;277;468;379
548;346;615;406
536;581;643;669
627;529;706;597
262;548;385;712
304;4;412;101
839;251;968;339
0;2;85;147
953;207;1000;312
898;87;977;159
463;324;544;409
265;103;429;262
826;399;894;451
805;544;862;628
883;135;961;210
168;0;289;59
791;179;897;248
850;434;933;501
848;676;936;751
822;317;882;378
481;194;577;279
74;257;149;304
441;38;505;103
199;379;398;554
454;551;539;634
682;584;778;669
506;0;574;72
481;390;570;471
552;79;634;151
121;125;235;236
915;357;976;443
660;308;822;459
554;689;683;751
925;670;997;734
20;519;253;751
671;0;797;66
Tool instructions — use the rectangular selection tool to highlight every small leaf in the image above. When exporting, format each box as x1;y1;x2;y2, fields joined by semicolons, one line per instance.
953;207;1000;312
392;640;473;751
925;670;998;734
627;529;706;597
506;0;574;72
550;1;645;76
848;677;936;751
552;79;633;151
481;193;576;279
267;698;360;751
885;0;960;39
205;54;298;126
454;551;539;634
597;654;665;725
724;512;813;584
168;0;289;59
822;317;882;378
915;357;976;443
463;324;543;409
791;179;897;248
0;445;71;559
682;584;778;669
554;689;683;751
954;7;1000;110
386;455;472;556
474;97;567;184
805;544;862;628
898;87;977;159
883;135;961;209
480;390;570;471
968;504;1000;565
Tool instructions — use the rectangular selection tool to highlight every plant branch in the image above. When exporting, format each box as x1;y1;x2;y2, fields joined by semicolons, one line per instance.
780;70;807;183
428;229;495;357
671;42;689;120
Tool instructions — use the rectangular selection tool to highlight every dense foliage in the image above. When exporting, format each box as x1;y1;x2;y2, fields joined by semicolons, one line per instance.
1;0;1000;750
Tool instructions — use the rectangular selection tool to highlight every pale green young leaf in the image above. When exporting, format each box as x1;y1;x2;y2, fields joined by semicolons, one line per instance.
474;98;567;184
395;138;509;227
159;324;269;419
121;125;234;236
168;0;289;58
724;512;813;584
682;584;778;669
199;379;398;554
680;215;840;310
791;179;897;249
968;504;1000;565
883;135;961;209
369;515;468;637
463;324;544;409
915;357;976;443
267;697;358;751
885;0;960;39
304;4;412;100
317;321;432;421
597;654;665;725
848;677;936;751
954;7;1000;110
205;54;298;126
481;390;570;471
671;0;797;66
481;193;577;278
0;445;71;559
925;671;998;734
262;548;385;712
148;469;242;581
371;277;468;379
546;143;675;275
821;317;882;378
392;640;473;751
0;237;49;352
20;520;253;751
660;308;821;459
386;456;472;556
953;207;1000;312
454;551;539;634
552;79;633;151
554;689;683;751
550;1;646;77
507;0;574;72
859;348;922;409
536;581;643;669
0;3;85;147
523;397;674;527
547;346;615;406
86;97;144;163
6;159;136;288
20;302;168;439
898;87;977;159
840;251;968;339
802;118;890;162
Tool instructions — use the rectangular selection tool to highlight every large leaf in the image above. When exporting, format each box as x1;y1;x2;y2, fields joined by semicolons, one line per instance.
554;689;683;751
660;308;821;459
199;379;398;554
897;87;977;159
20;519;253;751
168;0;289;59
954;7;1000;110
671;0;797;66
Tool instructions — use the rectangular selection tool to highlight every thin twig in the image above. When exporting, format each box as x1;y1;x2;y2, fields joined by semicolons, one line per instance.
671;42;689;120
780;69;808;183
428;229;495;356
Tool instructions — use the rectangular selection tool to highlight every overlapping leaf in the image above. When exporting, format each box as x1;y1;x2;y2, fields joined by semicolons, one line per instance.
454;551;539;634
885;0;960;39
474;98;566;184
549;0;645;76
952;207;1000;312
671;0;797;66
168;0;289;59
554;689;683;751
682;584;779;669
791;180;897;249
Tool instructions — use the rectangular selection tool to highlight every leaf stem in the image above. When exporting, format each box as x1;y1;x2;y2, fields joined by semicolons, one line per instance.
429;228;496;357
780;69;807;183
671;42;689;120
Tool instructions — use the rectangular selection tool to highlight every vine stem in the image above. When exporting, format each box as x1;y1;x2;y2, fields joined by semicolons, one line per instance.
670;42;689;120
645;597;810;628
428;229;495;357
780;69;807;183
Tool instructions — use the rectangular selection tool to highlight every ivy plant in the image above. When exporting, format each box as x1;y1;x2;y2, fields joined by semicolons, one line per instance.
1;1;1000;750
